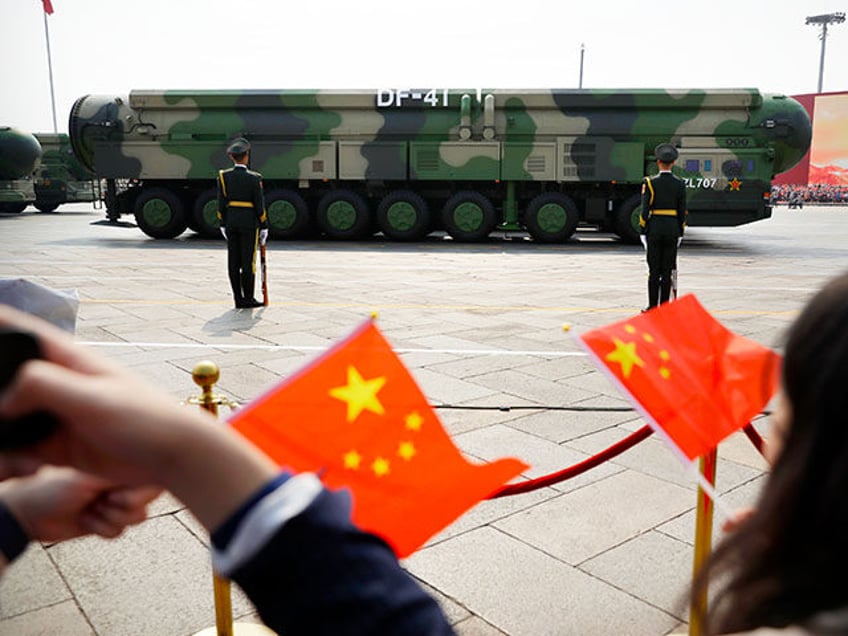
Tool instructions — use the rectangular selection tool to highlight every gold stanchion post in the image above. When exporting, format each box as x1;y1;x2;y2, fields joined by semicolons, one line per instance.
187;361;276;636
688;448;717;636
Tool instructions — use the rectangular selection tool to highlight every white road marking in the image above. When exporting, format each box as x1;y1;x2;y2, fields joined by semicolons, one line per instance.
80;340;586;357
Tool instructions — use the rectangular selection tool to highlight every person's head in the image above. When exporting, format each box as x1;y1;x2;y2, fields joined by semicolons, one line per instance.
654;143;678;170
703;271;848;634
227;137;250;165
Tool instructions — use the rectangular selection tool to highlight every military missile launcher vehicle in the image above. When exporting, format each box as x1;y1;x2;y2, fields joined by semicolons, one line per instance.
68;88;811;242
33;133;99;213
0;127;41;214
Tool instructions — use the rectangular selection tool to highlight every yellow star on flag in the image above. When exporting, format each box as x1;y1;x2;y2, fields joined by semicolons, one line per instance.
372;457;390;477
343;450;362;470
398;441;416;461
329;366;386;422
405;411;423;431
605;337;645;378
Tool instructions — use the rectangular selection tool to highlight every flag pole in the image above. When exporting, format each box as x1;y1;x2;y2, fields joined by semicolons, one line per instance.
689;448;717;636
187;362;277;636
42;9;58;133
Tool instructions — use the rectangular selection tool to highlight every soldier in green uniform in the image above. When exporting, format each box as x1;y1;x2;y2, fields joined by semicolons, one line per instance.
640;143;688;311
217;138;268;308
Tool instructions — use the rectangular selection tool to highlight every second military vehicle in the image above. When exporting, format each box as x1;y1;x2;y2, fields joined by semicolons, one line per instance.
0;127;41;214
33;133;99;213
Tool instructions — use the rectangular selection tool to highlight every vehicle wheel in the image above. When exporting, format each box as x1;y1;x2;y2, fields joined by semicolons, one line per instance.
524;192;579;243
440;190;497;242
376;190;431;241
615;194;643;244
35;203;59;213
0;202;27;214
266;188;310;239
133;187;187;239
316;190;371;239
192;189;222;238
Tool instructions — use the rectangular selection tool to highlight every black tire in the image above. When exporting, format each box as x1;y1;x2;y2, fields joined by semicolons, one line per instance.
266;188;310;239
316;190;371;240
440;190;497;242
35;203;59;213
0;202;27;214
376;190;431;241
192;189;222;238
615;194;643;244
133;187;187;239
524;192;579;243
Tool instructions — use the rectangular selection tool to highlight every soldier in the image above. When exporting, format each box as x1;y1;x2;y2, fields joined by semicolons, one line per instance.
640;143;687;311
217;138;268;309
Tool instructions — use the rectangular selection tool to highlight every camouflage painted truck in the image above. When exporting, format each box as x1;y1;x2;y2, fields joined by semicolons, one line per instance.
0;126;41;214
33;133;100;213
67;88;811;242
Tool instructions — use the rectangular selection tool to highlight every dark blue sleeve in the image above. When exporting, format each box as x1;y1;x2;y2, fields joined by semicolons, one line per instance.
0;502;29;564
226;487;455;636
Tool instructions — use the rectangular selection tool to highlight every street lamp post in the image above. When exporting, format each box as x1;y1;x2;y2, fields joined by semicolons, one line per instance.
805;12;845;93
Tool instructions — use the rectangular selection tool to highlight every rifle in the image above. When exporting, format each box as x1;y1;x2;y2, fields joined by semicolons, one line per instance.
260;243;268;306
671;268;678;300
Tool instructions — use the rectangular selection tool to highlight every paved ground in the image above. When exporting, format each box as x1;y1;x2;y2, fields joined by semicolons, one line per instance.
0;203;846;636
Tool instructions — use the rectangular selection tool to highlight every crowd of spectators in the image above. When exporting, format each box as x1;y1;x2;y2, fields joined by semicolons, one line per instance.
771;183;848;207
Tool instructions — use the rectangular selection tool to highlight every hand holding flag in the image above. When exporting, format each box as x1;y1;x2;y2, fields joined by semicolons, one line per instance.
229;320;528;557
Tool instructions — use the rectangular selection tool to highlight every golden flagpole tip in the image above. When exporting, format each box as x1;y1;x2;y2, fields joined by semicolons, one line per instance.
562;323;572;332
370;311;379;320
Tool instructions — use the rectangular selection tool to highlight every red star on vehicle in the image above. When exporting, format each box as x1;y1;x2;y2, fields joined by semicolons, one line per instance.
729;178;742;191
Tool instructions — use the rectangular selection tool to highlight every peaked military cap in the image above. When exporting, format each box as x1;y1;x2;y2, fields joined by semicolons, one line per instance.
227;137;251;155
655;143;678;163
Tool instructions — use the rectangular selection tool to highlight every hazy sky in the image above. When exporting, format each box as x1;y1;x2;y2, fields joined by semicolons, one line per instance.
2;0;847;134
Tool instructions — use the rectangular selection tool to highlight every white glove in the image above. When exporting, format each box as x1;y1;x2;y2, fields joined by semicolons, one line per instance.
677;237;682;248
259;229;269;246
640;235;647;249
220;227;227;240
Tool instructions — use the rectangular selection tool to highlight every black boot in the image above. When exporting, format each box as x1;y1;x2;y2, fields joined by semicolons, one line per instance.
238;298;263;308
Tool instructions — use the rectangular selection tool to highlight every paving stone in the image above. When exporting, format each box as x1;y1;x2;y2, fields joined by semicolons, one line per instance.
0;544;70;618
493;470;694;565
455;423;623;494
47;515;253;636
1;205;844;635
581;530;694;618
0;599;95;636
405;527;679;636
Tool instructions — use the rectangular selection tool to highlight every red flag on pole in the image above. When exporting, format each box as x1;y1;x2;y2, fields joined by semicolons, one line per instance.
229;320;528;557
42;0;54;14
579;295;781;461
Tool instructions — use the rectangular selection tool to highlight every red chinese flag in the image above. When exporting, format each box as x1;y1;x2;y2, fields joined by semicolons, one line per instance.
42;0;54;14
579;295;781;461
229;320;528;557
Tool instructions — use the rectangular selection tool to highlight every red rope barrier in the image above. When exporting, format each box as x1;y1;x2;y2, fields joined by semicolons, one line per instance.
489;424;654;498
488;421;767;499
743;423;765;456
